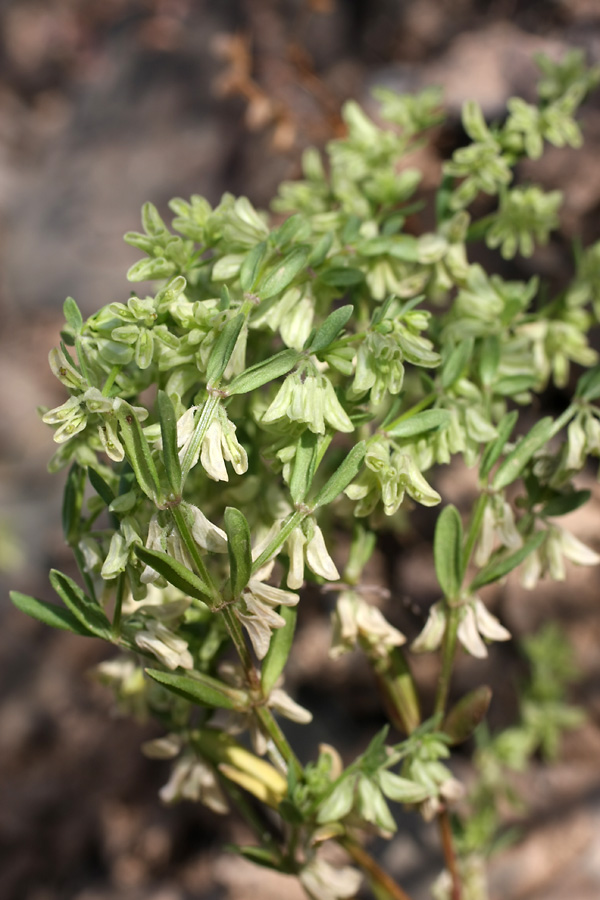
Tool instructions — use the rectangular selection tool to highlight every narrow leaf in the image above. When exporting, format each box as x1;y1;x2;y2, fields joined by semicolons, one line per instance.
10;590;95;636
443;685;492;745
576;364;600;401
157;390;182;495
493;417;554;491
540;489;591;518
206;314;245;386
318;267;364;287
308;305;354;353
290;430;319;504
134;546;211;601
479;410;518;480
470;531;546;590
239;241;267;292
226;349;301;395
49;569;112;638
63;297;83;332
386;409;451;439
62;462;86;544
313;441;366;508
262;606;297;695
88;467;115;506
116;403;162;504
145;668;245;710
493;375;538;395
224;507;252;597
257;247;309;299
441;339;473;388
434;505;463;599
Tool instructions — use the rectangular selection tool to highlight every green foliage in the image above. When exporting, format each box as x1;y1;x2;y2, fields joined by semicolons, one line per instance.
14;50;600;900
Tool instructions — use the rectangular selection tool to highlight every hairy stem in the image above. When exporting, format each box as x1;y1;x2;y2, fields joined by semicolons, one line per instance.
434;606;460;717
340;836;415;900
438;808;462;900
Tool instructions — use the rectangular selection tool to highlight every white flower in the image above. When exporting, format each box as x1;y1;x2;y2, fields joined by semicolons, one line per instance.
159;753;229;814
412;598;510;658
286;519;340;589
141;733;182;759
411;601;447;653
330;590;406;659
300;856;362;900
184;502;228;553
457;598;511;659
475;495;522;567
235;561;299;659
135;620;194;670
176;406;248;481
521;525;600;588
263;372;354;435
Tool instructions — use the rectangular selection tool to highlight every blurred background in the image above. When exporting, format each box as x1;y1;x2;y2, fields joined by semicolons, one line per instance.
2;2;600;898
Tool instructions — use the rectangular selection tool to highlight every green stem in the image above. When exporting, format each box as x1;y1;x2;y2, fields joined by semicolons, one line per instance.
111;572;125;638
370;647;421;735
101;365;121;397
170;504;219;605
255;705;303;780
461;492;488;574
252;509;306;574
434;606;460;717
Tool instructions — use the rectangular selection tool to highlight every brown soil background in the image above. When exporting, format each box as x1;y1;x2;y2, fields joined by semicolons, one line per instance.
2;2;600;899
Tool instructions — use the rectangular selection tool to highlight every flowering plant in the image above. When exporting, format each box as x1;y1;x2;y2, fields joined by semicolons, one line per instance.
12;50;600;899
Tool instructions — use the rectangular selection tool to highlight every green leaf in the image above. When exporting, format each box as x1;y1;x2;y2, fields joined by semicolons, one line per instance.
49;569;112;639
289;430;319;504
226;349;301;395
308;305;354;353
318;267;364;287
443;686;492;745
261;606;297;695
493;375;538;395
386;409;451;439
63;296;83;332
434;505;463;598
257;247;309;299
62;462;86;544
10;590;96;636
479;410;518;480
312;441;366;508
470;531;546;590
145;668;246;710
576;364;600;401
157;390;182;495
492;417;554;491
309;232;333;267
224;507;252;597
116;403;162;504
134;546;212;601
478;336;500;387
441;339;473;388
227;846;284;871
206;314;245;386
88;467;115;506
540;489;591;518
239;241;267;292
